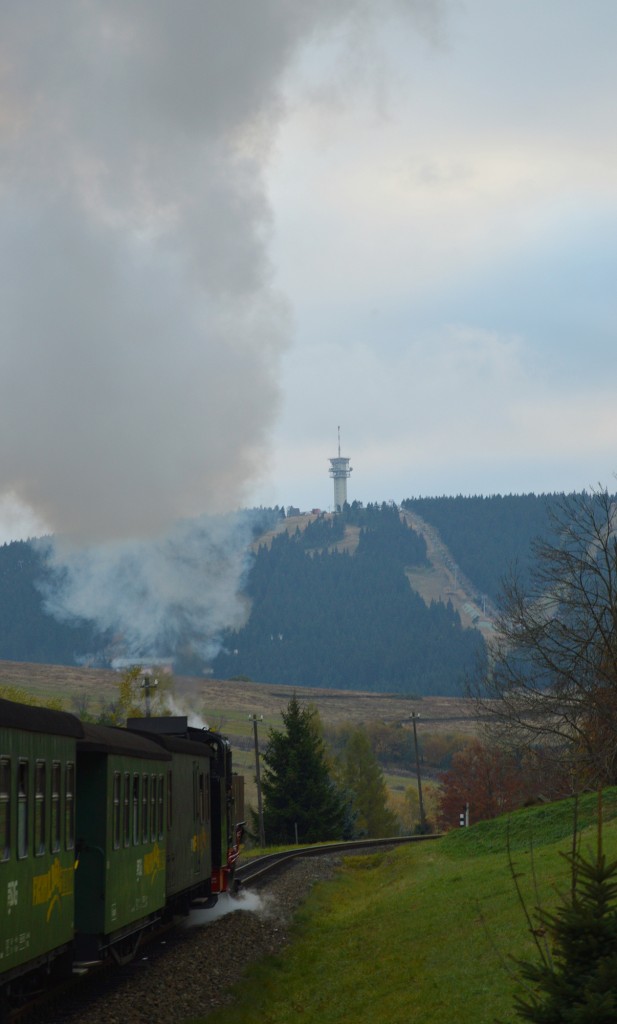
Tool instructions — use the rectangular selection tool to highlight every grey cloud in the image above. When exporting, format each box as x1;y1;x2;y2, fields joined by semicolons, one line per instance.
1;1;437;662
0;0;436;542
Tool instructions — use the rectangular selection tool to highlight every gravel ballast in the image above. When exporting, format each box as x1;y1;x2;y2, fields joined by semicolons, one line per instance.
34;856;341;1024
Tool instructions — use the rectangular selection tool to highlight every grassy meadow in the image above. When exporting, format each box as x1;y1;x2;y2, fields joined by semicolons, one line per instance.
186;790;617;1024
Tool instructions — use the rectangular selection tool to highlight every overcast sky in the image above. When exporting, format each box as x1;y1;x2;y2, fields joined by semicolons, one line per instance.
259;0;617;512
1;0;616;544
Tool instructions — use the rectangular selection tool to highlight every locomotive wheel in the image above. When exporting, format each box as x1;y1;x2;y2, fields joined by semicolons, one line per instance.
110;930;142;966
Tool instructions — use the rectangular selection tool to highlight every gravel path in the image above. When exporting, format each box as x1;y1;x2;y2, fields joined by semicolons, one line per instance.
34;855;341;1024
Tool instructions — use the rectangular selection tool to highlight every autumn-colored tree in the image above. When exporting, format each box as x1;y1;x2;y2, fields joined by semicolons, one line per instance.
100;665;175;725
0;686;64;711
363;721;411;766
389;785;424;834
438;739;534;829
324;720;468;778
420;731;469;771
575;681;617;786
339;727;400;838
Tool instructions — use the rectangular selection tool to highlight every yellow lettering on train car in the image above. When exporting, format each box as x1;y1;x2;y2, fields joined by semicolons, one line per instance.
144;842;164;884
190;830;208;855
32;857;74;921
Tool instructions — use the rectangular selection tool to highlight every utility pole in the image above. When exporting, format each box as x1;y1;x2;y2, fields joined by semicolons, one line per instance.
141;673;158;718
405;712;426;832
249;713;265;847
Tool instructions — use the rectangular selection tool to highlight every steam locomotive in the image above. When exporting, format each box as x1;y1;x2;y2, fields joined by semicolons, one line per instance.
0;696;245;1005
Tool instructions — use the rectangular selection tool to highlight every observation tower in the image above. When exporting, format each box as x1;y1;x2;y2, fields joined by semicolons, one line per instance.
329;427;352;512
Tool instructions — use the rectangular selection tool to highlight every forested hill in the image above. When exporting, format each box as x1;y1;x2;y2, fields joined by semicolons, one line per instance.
0;494;577;695
0;539;104;664
212;504;485;696
401;493;562;604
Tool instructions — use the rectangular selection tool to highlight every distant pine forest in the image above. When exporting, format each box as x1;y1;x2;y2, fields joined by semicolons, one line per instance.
401;492;559;603
212;503;482;695
0;493;572;696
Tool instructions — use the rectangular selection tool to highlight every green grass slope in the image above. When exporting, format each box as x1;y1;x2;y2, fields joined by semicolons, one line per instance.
190;791;617;1024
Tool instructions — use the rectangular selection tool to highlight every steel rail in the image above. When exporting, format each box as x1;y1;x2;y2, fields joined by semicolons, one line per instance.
234;832;442;888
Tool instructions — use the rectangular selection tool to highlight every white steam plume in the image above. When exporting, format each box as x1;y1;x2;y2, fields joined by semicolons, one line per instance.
184;889;272;928
1;1;440;657
36;512;268;665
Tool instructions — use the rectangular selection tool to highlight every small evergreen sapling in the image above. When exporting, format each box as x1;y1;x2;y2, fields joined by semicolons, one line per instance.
512;797;617;1023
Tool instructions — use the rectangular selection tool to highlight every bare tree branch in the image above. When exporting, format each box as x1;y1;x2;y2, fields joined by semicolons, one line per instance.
470;487;617;786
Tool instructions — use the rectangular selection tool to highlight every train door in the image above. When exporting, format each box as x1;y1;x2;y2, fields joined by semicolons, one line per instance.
191;761;208;877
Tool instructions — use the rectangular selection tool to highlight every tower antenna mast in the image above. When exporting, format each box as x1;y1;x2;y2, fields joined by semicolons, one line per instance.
329;428;352;512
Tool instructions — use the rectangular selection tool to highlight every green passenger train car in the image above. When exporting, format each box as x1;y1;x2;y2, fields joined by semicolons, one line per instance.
127;717;216;907
0;699;84;990
161;735;214;904
74;723;171;962
127;718;245;899
2;697;245;1010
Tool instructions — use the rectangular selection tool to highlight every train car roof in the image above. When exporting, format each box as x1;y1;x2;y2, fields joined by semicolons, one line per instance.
77;722;171;761
129;730;215;758
187;726;230;752
126;718;215;758
0;697;84;738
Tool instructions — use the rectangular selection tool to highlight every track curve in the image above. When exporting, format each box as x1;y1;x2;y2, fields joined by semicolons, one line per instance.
235;833;442;888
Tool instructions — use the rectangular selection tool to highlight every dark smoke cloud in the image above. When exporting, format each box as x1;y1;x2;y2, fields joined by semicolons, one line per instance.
0;0;439;660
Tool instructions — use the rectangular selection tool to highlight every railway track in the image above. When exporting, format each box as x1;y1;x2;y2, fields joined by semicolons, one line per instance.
9;835;440;1023
234;832;442;888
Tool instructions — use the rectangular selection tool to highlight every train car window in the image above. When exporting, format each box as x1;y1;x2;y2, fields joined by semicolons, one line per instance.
65;762;75;850
192;764;198;822
0;758;10;862
166;769;172;832
150;774;157;842
132;773;140;846
157;774;164;840
17;760;28;859
142;774;149;844
123;772;130;847
51;762;61;853
34;760;46;856
112;772;121;850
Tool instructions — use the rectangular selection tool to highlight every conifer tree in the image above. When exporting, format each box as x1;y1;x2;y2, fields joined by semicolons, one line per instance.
513;814;617;1022
260;696;346;844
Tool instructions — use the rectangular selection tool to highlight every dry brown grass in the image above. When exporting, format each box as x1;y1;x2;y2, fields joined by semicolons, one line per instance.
0;658;481;734
0;660;482;818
